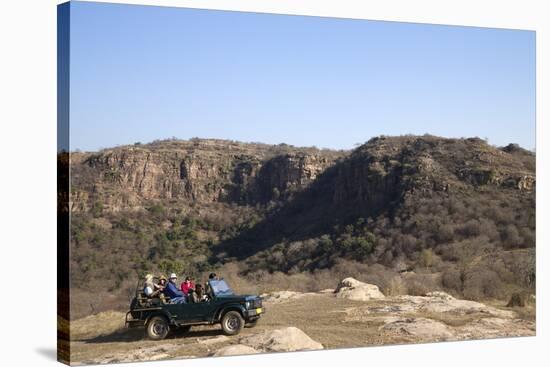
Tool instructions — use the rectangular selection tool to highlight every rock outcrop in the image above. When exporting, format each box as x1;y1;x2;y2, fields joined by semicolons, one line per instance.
456;317;535;339
380;317;455;340
335;287;535;342
341;291;515;320
211;345;259;357
240;327;323;352
395;292;515;318
84;344;185;365
334;278;385;301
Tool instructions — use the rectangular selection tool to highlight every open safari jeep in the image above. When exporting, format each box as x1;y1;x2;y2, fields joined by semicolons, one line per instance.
125;278;264;340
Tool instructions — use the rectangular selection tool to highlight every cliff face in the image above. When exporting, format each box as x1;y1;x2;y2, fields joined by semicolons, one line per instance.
332;136;535;210
70;139;343;212
70;137;535;214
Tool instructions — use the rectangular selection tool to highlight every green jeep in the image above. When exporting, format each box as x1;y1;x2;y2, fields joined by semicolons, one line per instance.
125;278;264;340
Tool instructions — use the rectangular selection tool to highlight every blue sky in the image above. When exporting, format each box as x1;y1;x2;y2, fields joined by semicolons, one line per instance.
68;1;536;151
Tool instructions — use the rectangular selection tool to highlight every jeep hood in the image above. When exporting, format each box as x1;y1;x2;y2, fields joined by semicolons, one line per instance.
216;294;260;301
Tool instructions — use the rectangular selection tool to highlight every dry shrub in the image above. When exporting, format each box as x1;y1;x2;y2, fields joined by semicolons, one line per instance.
506;292;526;307
463;268;504;300
405;280;430;296
403;272;441;296
442;268;463;293
384;276;407;296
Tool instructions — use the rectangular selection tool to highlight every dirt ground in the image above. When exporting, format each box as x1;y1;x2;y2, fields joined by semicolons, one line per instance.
68;292;535;365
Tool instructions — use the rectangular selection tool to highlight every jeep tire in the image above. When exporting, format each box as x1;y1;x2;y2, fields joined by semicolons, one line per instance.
221;311;244;336
147;316;170;340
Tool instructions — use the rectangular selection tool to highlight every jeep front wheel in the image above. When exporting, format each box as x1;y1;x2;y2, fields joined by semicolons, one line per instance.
221;311;244;336
147;316;169;340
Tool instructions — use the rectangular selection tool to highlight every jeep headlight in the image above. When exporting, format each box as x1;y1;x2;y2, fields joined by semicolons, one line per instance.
245;301;251;309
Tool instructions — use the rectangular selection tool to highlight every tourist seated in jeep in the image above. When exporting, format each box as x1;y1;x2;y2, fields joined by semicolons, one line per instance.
180;276;195;295
164;273;187;304
188;283;208;303
143;274;162;298
157;274;167;290
194;283;208;302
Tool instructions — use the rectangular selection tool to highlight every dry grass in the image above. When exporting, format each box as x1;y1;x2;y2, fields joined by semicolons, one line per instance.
71;311;127;340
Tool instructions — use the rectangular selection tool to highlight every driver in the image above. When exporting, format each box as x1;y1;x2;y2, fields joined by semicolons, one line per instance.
205;273;218;298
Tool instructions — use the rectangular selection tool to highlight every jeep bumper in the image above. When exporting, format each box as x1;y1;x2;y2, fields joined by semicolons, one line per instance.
125;311;146;328
246;307;264;318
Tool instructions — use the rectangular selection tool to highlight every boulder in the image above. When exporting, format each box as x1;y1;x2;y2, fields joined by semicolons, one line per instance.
334;278;385;301
212;345;259;357
240;327;323;352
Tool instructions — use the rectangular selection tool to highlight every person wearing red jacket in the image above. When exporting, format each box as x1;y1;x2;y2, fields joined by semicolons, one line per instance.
180;276;195;295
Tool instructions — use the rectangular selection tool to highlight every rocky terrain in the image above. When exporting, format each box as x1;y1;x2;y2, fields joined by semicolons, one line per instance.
68;278;535;365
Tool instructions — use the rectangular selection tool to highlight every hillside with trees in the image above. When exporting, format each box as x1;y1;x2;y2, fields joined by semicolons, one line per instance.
67;136;535;318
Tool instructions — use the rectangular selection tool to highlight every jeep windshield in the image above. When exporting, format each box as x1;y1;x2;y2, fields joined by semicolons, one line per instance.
209;279;234;296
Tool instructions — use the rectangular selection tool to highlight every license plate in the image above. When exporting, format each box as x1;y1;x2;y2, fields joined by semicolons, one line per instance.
256;308;263;314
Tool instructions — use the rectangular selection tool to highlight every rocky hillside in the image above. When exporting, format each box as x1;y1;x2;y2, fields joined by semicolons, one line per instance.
67;136;535;318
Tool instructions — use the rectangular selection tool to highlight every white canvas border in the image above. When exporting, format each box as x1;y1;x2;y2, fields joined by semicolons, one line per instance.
0;0;546;366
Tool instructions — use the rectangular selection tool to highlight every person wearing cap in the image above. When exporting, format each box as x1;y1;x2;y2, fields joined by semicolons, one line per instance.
157;274;167;290
164;273;187;304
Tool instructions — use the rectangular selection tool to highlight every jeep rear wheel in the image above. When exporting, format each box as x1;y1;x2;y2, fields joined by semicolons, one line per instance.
147;316;169;340
221;311;244;336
